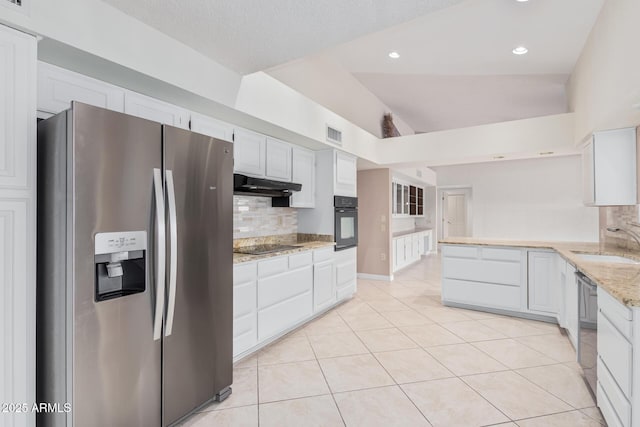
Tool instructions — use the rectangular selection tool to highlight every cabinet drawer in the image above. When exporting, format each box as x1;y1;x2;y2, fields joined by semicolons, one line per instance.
441;245;478;259
481;247;522;262
442;278;521;310
597;311;632;397
233;315;257;357
337;280;356;301
289;251;313;269
598;287;632;339
258;266;313;309
258;291;313;341
597;357;631;427
234;262;257;285
336;260;356;287
313;247;334;263
258;256;288;278
233;281;256;319
443;258;521;286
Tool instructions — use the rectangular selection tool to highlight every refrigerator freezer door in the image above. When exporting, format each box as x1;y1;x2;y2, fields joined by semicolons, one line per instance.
162;126;234;426
71;103;163;426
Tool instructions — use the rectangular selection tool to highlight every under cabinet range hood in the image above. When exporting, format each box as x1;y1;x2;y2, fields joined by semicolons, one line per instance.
233;173;302;201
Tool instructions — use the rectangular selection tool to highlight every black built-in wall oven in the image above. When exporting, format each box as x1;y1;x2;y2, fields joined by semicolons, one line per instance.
334;196;358;251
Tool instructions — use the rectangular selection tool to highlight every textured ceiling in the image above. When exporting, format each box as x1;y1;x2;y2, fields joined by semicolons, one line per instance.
101;0;464;74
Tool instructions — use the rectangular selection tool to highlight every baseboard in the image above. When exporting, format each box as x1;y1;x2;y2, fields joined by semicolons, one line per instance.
357;273;393;281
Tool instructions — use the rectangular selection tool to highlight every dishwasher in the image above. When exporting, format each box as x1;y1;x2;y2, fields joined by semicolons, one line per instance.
576;272;598;396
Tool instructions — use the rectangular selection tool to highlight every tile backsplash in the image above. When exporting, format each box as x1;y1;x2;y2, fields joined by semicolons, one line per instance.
233;195;297;239
599;205;640;252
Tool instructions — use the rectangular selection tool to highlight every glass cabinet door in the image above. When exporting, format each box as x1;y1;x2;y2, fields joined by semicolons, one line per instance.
395;183;403;215
403;185;409;215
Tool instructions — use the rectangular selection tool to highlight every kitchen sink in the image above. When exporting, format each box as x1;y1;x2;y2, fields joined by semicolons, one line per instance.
572;253;640;265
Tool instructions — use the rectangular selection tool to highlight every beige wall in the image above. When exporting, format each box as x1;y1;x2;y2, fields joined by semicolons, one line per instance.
357;169;392;277
568;0;640;143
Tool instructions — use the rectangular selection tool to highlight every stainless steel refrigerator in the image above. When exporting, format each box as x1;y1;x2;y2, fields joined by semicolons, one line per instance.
37;102;233;426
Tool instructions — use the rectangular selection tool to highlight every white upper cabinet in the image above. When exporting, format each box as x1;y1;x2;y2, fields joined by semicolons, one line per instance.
38;62;124;114
265;137;292;181
290;147;315;208
583;127;637;206
234;128;266;177
124;91;190;129
334;151;357;197
190;112;234;142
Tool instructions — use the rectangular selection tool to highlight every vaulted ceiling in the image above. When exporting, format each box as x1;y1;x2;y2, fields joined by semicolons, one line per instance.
101;0;465;74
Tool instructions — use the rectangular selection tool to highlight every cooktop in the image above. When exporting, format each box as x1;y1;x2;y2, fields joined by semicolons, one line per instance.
234;244;301;255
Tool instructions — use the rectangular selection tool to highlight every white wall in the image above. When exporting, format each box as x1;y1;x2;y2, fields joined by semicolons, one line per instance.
434;155;599;242
267;54;414;138
568;0;640;143
376;113;578;166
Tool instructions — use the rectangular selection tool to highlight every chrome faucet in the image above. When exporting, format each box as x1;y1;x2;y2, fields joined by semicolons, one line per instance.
607;227;640;249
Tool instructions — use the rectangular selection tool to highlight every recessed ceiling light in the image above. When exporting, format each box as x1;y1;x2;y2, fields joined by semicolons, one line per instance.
515;0;529;2
388;51;400;59
512;46;528;55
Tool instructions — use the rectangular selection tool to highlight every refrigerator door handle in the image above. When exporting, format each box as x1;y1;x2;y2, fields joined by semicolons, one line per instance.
153;168;166;341
165;169;178;336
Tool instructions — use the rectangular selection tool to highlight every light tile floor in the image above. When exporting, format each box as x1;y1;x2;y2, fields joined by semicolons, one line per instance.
181;254;606;427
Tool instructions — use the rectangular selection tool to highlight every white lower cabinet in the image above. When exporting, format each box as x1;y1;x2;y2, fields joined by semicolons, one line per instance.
441;245;523;311
233;246;354;359
313;248;336;312
335;247;357;301
597;287;634;427
527;250;557;315
258;264;313;341
392;230;429;273
232;263;258;357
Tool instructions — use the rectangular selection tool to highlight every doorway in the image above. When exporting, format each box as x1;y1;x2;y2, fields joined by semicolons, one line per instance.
438;187;472;240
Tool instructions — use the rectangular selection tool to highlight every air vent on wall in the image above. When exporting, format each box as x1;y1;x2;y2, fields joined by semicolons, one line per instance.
326;125;343;146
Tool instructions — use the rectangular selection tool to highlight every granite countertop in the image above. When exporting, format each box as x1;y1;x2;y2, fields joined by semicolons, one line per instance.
233;241;335;264
392;227;433;238
440;237;640;308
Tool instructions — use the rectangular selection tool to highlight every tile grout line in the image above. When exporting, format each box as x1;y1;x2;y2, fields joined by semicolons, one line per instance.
306;332;348;427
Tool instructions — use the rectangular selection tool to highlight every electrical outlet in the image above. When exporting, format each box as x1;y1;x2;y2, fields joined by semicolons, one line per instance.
380;253;386;261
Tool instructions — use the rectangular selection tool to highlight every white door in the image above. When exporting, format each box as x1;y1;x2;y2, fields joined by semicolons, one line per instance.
265;137;292;181
291;147;315;208
443;192;469;238
313;261;335;312
124;91;189;128
334;151;357;197
234;128;266;177
190;112;234;142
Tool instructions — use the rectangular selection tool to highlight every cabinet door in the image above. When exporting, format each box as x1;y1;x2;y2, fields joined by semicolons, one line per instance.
593;129;637;206
233;280;257;357
124;91;189;129
418;233;425;256
258;266;313;341
234;128;266;177
38;62;125;114
190;112;234;142
417;187;424;216
314;261;335;312
334;151;357;197
564;264;579;349
403;185;409;215
291;147;315;208
527;251;556;314
412;235;420;261
0;25;37;426
394;182;403;216
265;137;292;181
